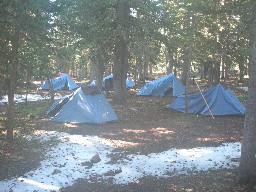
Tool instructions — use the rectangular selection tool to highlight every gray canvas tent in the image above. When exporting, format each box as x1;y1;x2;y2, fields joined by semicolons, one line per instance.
47;86;118;123
168;83;246;116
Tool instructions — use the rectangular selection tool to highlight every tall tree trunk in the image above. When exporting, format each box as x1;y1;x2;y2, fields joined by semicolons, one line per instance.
225;56;231;80
221;57;225;79
25;68;31;104
6;28;20;141
238;2;256;183
214;61;220;84
95;49;105;90
143;54;149;79
184;36;193;114
137;56;144;82
47;78;55;104
78;58;87;81
207;64;214;86
166;50;173;74
238;57;245;83
90;51;98;83
113;0;129;104
113;36;128;104
184;49;191;115
184;12;194;114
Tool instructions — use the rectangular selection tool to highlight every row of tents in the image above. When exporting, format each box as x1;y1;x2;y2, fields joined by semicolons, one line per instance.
39;73;135;91
90;74;135;90
137;73;245;116
38;72;246;124
39;74;118;124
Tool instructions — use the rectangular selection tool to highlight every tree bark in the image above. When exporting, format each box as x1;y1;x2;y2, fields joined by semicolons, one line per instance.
113;36;128;104
238;58;245;83
225;56;231;80
214;60;220;84
47;78;55;104
184;47;191;115
238;3;256;183
6;28;20;141
143;54;149;79
78;56;87;81
166;49;173;74
137;56;144;82
90;50;98;83
113;0;129;104
95;49;105;90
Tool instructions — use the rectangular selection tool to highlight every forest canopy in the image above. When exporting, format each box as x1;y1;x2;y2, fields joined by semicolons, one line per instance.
0;0;252;96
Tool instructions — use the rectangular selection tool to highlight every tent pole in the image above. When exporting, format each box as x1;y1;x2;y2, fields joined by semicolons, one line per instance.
195;81;214;119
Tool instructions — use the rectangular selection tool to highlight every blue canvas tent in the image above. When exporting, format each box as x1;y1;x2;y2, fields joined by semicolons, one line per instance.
39;73;79;91
47;86;118;123
126;76;135;89
168;83;246;116
137;73;185;97
90;74;135;89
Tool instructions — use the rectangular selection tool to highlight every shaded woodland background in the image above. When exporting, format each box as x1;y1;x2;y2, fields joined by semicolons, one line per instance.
1;0;256;190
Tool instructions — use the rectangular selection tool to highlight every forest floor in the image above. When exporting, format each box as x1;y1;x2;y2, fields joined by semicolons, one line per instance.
0;79;251;192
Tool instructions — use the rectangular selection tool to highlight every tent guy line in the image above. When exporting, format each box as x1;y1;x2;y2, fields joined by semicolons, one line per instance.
195;81;214;119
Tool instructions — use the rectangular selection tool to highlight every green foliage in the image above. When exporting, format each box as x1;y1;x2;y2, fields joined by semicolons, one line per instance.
0;0;253;90
0;0;56;92
238;95;247;105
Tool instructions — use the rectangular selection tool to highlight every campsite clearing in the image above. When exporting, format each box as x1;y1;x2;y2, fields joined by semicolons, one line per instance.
0;83;248;191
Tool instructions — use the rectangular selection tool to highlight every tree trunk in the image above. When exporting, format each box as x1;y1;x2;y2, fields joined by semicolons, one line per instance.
113;36;128;104
90;52;98;83
238;58;245;83
47;78;55;104
113;0;129;104
137;56;144;82
221;57;225;79
238;4;256;183
225;56;231;80
6;28;20;141
184;53;191;115
25;68;31;105
180;60;187;85
143;55;149;79
214;61;220;84
184;42;192;115
207;64;214;86
78;57;87;81
95;49;105;90
166;50;173;74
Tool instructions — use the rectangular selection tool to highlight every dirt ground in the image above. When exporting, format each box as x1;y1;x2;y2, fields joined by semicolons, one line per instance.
0;82;249;192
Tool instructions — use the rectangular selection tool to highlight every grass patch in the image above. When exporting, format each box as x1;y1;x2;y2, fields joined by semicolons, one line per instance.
16;101;49;117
